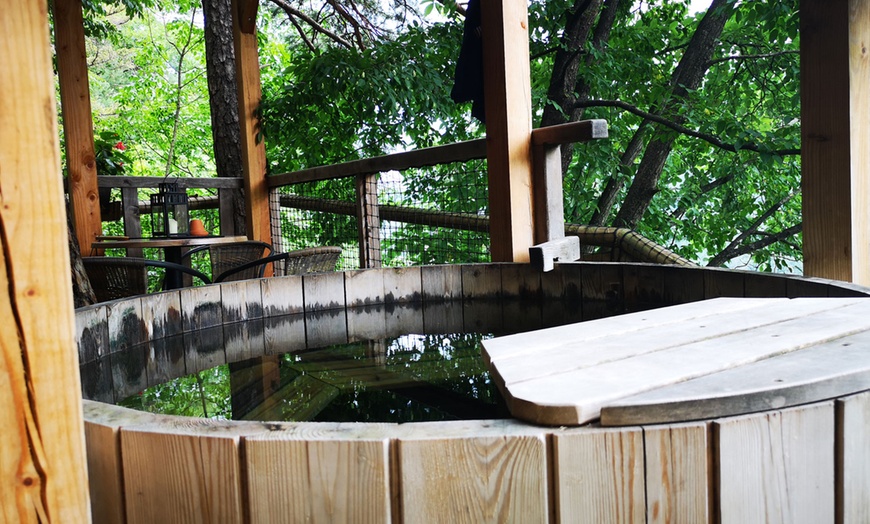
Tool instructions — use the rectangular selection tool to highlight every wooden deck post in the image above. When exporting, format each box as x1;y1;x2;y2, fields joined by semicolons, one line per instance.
232;0;272;246
53;0;103;254
481;0;535;262
801;0;870;284
1;2;91;521
356;174;382;268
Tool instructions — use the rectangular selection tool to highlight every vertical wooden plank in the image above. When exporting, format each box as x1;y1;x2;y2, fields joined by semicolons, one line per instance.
553;427;645;524
1;3;91;520
121;425;247;524
53;0;102;253
261;275;304;316
421;264;463;301
532;143;565;243
644;422;712;524
399;434;548;523
121;187;143;257
218;187;237;237
716;402;835;524
837;390;870;524
82;401;159;524
231;0;271;245
303;272;346;311
481;0;534;262
383;266;422;304
356;173;382;268
245;434;392;523
345;268;385;307
800;0;870;284
462;263;504;299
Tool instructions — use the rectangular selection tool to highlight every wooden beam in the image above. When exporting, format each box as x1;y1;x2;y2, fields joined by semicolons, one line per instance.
232;0;272;246
237;0;259;34
1;2;91;520
801;0;870;284
53;0;102;254
481;0;534;262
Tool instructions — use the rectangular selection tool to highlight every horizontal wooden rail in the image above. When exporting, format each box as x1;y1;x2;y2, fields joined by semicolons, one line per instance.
530;119;608;147
268;139;488;187
96;175;243;189
268;120;608;188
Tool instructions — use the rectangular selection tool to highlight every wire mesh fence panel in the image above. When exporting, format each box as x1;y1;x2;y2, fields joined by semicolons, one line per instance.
378;159;490;266
273;178;361;270
272;159;491;269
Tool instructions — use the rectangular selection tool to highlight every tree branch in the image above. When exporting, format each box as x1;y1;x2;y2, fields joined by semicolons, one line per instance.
267;0;355;49
706;223;802;267
707;191;800;267
708;50;799;66
573;98;800;156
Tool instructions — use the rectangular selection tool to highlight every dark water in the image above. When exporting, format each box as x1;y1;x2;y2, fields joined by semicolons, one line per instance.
118;298;612;423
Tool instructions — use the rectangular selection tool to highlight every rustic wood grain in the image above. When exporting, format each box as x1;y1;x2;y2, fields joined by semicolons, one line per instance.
232;0;272;244
1;3;91;519
245;434;391;523
121;424;250;523
837;390;870;524
602;333;870;425
483;298;870;425
644;422;711;524
482;0;534;262
716;402;834;524
399;433;548;523
553;427;645;523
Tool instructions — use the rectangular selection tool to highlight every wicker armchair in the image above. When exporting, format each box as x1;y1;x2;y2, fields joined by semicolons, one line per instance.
183;241;272;282
214;246;342;282
82;256;211;302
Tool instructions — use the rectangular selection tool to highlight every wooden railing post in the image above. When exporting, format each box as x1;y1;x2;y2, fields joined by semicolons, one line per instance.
356;174;382;268
54;0;102;253
121;187;144;257
2;2;91;520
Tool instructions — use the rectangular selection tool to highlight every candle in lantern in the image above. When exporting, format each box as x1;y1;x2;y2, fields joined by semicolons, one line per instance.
168;218;178;234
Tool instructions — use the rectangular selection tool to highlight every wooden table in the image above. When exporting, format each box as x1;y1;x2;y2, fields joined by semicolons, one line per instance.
481;297;870;426
92;235;248;289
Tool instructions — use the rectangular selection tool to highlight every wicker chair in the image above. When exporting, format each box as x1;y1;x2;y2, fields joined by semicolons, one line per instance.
83;256;212;302
214;246;342;282
183;241;272;282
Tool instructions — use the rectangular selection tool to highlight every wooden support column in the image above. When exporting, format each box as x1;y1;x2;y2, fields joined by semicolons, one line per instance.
355;174;382;268
53;0;102;254
1;2;91;521
481;0;534;262
801;0;870;284
232;0;272;246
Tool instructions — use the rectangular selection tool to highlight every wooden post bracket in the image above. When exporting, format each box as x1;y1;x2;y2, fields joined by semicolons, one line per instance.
529;236;580;272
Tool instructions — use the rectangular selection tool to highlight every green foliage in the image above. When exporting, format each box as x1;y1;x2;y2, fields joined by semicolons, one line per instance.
82;0;804;271
93;130;132;176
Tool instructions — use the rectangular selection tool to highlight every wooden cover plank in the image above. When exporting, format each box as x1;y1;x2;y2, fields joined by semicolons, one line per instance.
716;403;834;524
602;332;870;425
245;436;391;523
398;433;548;523
483;298;870;425
837;390;870;524
482;297;776;364
553;427;645;523
643;422;711;524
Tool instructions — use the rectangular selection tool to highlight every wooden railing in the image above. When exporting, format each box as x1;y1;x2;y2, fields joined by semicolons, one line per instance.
96;121;692;268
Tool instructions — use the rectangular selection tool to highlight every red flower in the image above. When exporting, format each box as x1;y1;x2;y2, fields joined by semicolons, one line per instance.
114;141;126;151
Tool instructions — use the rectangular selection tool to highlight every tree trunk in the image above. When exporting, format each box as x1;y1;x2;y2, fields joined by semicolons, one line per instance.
202;0;247;236
613;0;735;229
69;213;96;308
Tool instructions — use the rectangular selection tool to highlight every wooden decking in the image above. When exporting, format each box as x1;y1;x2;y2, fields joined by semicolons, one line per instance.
482;297;870;426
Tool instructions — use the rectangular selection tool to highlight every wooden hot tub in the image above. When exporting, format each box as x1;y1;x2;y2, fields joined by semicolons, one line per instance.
76;262;870;523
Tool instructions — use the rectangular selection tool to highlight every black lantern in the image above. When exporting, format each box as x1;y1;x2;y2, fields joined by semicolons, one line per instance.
150;182;189;237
